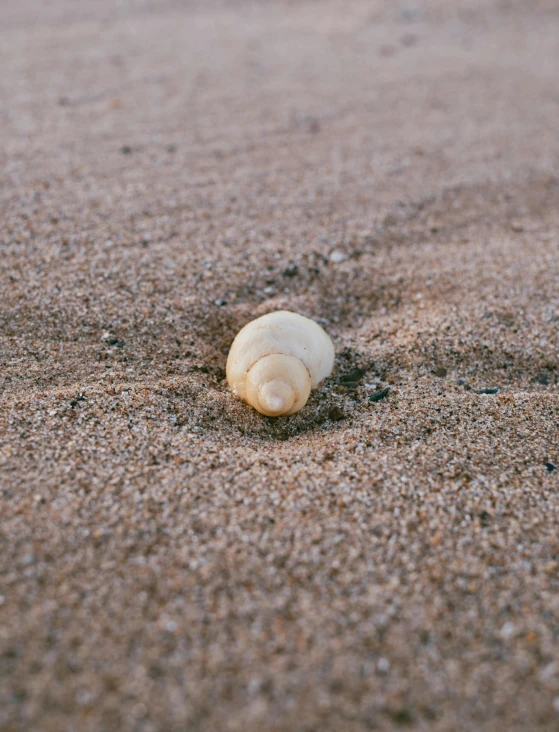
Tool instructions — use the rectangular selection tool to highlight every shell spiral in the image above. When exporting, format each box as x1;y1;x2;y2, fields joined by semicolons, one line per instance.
226;311;335;416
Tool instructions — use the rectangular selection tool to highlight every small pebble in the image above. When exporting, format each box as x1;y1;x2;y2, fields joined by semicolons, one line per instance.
329;250;348;264
340;367;367;384
328;406;345;421
369;387;390;403
377;658;390;673
476;388;499;395
545;463;556;472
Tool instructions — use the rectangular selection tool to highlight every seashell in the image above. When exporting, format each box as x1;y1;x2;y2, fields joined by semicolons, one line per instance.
226;310;335;416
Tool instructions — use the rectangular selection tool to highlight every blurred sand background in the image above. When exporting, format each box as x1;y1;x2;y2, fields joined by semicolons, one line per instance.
1;1;559;730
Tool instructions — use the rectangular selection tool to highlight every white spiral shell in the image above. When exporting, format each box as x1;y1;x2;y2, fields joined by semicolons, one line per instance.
226;310;335;416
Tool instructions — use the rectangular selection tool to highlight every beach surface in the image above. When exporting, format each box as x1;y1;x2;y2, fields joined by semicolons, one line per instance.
1;1;559;730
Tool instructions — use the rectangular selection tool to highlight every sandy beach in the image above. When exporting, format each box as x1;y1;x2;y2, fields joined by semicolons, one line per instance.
1;1;559;729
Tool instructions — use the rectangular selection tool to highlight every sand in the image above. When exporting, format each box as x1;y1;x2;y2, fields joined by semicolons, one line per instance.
1;1;559;730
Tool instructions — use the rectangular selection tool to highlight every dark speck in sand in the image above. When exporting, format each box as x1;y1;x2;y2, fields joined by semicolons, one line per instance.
389;707;415;726
476;387;499;395
70;393;87;408
479;510;492;526
283;264;299;277
432;366;447;377
121;145;133;154
545;462;556;472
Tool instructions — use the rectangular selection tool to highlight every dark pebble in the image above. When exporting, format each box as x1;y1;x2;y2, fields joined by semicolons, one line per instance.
369;386;390;403
283;264;299;277
340;367;367;384
121;145;133;154
308;118;321;134
545;462;556;472
328;406;345;421
70;393;87;408
389;708;414;725
432;366;447;378
479;510;492;526
476;388;499;395
535;372;550;385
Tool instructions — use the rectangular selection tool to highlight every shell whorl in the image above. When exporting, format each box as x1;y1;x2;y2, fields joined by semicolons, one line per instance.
245;353;311;416
226;311;335;416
